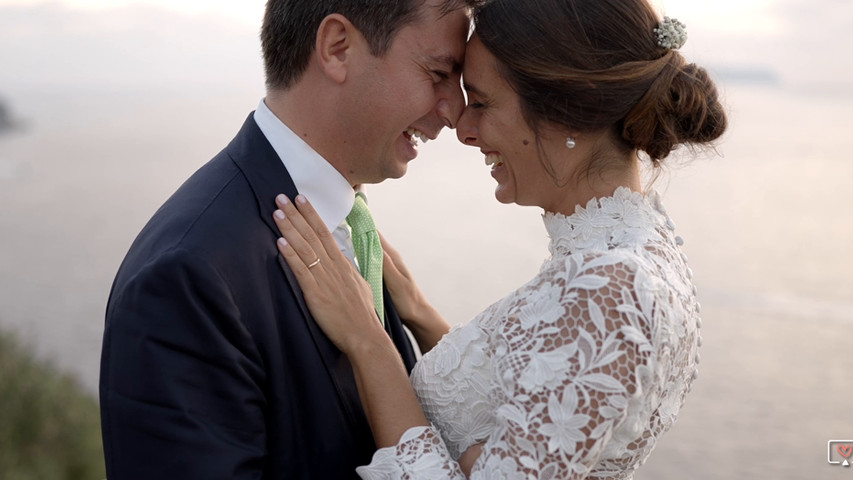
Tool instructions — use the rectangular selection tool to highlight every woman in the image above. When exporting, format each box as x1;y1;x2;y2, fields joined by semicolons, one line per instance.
274;0;726;477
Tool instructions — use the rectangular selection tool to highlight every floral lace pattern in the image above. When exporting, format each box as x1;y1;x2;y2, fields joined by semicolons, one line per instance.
357;188;701;479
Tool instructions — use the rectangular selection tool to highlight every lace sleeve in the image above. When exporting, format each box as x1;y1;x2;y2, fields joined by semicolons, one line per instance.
469;252;657;479
357;252;661;479
355;425;466;479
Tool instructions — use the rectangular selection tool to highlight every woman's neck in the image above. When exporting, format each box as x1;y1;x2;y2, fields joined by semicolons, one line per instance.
548;157;643;217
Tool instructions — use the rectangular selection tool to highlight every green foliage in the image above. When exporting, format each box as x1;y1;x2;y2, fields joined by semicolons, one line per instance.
0;329;105;480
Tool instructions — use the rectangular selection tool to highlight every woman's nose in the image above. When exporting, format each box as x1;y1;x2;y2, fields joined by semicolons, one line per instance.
455;108;478;146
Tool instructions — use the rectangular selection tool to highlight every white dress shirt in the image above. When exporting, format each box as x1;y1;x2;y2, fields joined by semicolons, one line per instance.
253;99;357;263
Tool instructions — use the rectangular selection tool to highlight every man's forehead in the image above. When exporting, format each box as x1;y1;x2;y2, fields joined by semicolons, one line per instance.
402;1;469;67
422;0;471;15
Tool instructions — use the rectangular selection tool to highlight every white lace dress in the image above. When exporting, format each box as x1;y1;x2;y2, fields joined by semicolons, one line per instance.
357;188;702;479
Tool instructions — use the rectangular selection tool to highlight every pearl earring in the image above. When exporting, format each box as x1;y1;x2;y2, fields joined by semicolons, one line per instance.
566;136;576;149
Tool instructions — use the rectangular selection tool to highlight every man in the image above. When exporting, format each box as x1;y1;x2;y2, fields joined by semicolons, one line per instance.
99;0;471;478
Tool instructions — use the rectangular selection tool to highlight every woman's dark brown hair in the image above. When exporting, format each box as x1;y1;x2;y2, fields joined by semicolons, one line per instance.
474;0;727;165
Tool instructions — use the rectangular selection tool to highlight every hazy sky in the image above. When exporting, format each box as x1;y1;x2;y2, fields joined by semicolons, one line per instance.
0;0;851;91
0;0;775;30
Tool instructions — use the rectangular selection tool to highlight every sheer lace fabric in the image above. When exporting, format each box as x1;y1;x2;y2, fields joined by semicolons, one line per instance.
357;188;701;480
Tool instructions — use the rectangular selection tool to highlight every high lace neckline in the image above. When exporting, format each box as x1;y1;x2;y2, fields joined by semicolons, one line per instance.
543;186;669;259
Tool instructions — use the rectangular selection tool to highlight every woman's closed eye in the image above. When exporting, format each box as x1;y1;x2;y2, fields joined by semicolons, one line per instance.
466;95;492;110
464;90;491;110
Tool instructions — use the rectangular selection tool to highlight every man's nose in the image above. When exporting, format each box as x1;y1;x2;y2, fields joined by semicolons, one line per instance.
435;80;465;129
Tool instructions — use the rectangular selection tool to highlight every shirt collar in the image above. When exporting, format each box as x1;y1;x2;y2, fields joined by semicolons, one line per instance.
253;99;355;232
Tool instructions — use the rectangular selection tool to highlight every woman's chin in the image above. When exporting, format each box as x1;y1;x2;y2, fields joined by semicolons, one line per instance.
493;186;515;205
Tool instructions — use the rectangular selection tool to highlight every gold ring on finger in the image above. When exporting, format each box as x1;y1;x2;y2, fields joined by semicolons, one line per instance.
307;258;321;269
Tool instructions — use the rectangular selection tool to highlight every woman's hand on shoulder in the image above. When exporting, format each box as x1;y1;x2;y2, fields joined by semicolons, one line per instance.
274;194;386;354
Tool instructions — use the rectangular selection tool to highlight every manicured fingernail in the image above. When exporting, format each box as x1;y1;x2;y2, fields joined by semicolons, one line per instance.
278;237;287;247
274;210;285;220
276;194;289;205
296;194;307;205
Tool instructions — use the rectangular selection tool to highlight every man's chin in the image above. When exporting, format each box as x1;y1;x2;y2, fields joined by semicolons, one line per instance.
361;165;408;185
384;161;411;181
382;172;407;183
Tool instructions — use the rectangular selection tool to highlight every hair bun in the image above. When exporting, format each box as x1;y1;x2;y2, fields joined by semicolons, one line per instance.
622;54;727;163
671;63;727;146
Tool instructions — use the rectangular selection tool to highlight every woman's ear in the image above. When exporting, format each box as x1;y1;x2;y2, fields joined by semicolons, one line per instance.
315;14;355;84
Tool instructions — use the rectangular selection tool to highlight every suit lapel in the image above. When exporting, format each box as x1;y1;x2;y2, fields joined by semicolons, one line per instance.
227;113;368;434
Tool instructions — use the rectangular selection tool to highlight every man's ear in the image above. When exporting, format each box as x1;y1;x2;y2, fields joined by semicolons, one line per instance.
315;14;357;84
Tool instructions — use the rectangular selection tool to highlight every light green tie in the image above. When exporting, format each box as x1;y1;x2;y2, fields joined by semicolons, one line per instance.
346;193;384;325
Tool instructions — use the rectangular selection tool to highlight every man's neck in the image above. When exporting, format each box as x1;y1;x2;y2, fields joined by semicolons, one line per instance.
265;86;356;187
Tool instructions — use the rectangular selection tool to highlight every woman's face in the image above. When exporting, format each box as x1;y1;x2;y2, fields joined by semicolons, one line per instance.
456;35;574;211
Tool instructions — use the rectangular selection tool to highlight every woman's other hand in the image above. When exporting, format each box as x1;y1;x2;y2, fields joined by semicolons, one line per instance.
459;442;484;476
380;232;450;353
379;232;427;321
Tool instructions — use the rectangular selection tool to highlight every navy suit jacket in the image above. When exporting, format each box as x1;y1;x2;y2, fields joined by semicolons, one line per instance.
100;113;418;479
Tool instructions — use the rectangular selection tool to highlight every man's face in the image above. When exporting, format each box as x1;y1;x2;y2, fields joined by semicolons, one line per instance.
344;1;468;184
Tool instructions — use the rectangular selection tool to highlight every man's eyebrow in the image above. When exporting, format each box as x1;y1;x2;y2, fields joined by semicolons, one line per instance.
429;54;463;73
